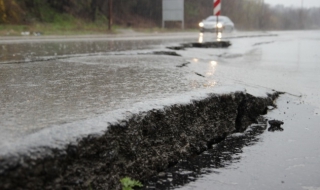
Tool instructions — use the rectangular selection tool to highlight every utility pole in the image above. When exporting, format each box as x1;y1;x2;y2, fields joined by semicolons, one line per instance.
300;0;304;29
108;0;113;31
260;0;265;29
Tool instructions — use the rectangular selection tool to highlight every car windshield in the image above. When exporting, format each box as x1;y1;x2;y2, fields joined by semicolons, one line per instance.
206;16;230;22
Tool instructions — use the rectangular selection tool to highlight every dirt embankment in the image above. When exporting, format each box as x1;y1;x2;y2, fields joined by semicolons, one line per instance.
0;91;280;190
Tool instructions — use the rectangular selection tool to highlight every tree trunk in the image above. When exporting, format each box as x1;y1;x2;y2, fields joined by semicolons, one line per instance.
90;0;97;22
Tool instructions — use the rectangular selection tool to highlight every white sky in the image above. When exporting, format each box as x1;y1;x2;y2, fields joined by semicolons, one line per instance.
264;0;320;8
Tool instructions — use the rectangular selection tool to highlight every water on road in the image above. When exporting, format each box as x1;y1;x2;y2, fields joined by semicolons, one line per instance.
1;30;320;190
146;30;320;190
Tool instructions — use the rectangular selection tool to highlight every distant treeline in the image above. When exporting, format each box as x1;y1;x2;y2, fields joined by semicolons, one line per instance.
1;0;320;30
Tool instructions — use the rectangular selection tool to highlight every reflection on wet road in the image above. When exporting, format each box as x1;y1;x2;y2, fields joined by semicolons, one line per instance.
172;30;320;190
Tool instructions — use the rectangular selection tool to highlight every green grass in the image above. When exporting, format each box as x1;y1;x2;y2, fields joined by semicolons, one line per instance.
0;15;116;36
0;13;197;36
120;177;143;190
0;22;197;36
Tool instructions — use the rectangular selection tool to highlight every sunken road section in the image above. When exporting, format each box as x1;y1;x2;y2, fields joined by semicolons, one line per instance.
0;91;280;190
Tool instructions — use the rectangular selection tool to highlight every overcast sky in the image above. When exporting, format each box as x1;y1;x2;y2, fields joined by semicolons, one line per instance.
264;0;320;8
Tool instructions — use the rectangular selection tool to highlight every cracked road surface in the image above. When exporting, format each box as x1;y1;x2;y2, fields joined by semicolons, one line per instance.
1;30;320;190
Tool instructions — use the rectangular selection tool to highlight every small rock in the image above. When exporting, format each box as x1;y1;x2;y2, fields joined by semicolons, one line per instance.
268;120;284;126
158;172;166;177
268;120;284;132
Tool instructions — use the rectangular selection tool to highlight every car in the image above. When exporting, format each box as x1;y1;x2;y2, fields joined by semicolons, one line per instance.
199;16;235;33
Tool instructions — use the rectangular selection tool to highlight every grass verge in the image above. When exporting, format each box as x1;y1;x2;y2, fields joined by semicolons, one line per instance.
0;15;117;36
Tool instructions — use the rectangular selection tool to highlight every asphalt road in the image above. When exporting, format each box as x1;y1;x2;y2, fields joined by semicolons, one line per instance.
173;30;320;190
0;30;272;154
1;30;320;189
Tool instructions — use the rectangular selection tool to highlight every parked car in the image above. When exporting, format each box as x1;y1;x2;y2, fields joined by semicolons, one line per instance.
199;16;234;33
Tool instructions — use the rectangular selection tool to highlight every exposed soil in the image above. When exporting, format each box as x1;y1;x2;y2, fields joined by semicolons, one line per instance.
0;91;280;190
142;118;269;189
167;41;232;50
153;51;181;56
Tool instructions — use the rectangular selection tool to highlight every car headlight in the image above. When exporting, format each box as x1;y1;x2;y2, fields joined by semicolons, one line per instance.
199;22;204;27
217;23;223;28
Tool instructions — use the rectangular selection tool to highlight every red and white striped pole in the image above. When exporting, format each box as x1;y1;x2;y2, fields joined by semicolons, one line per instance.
213;0;221;39
213;0;221;16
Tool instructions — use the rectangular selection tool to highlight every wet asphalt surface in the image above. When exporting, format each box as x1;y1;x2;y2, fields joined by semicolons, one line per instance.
0;55;193;144
0;36;193;64
1;32;226;155
0;30;320;190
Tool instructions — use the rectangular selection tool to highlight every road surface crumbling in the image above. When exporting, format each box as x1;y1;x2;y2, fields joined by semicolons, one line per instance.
0;91;280;190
